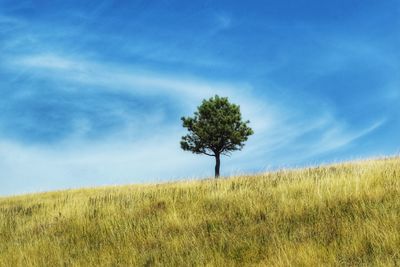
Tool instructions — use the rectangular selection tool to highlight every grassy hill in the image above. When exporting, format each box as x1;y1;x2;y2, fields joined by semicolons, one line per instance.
0;158;399;266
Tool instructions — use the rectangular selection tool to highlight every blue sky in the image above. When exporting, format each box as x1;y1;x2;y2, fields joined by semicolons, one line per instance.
0;0;399;196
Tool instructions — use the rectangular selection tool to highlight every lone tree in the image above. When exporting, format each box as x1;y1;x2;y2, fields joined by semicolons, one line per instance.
180;95;253;178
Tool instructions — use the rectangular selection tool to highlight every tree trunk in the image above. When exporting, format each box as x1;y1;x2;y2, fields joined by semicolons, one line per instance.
215;153;220;178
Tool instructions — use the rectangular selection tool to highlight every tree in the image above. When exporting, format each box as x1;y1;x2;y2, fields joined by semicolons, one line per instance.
180;95;254;178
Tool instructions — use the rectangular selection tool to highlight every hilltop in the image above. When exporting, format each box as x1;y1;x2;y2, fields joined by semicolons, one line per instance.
0;158;399;266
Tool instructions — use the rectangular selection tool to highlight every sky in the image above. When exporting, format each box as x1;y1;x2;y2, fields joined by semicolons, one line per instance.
0;0;399;196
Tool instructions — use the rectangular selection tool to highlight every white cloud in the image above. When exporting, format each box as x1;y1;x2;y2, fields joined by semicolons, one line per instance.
0;128;211;195
0;52;386;195
8;53;278;132
16;54;81;70
310;119;386;154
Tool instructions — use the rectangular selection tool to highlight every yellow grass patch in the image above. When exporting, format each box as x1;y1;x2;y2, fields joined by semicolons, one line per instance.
0;158;399;266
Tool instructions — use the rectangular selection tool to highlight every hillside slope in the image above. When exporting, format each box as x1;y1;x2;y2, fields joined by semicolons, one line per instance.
0;158;399;266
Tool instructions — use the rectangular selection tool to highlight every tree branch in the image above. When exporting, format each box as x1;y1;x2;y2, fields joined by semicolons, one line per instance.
201;151;215;157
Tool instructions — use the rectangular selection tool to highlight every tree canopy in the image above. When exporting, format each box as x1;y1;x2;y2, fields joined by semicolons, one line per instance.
180;95;253;177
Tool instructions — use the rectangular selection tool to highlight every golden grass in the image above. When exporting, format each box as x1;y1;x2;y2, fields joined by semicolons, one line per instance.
0;157;399;266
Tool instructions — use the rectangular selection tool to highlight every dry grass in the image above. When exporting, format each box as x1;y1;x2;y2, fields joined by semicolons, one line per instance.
0;157;399;266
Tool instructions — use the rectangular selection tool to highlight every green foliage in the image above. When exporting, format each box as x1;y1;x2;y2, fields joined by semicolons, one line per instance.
180;95;253;157
180;95;254;177
0;158;399;266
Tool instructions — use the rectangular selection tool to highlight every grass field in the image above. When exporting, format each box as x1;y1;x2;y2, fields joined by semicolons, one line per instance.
0;157;399;266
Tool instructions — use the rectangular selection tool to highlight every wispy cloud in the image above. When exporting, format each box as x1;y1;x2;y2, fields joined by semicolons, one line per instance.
0;1;397;195
1;51;385;194
7;53;278;132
